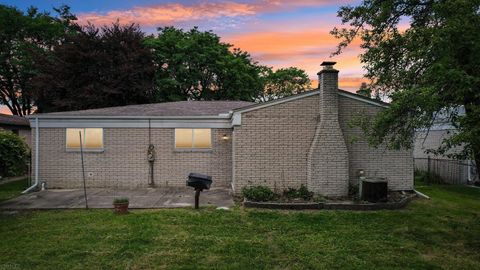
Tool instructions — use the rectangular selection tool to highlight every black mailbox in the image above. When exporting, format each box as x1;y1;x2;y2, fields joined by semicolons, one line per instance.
187;173;212;191
187;173;213;209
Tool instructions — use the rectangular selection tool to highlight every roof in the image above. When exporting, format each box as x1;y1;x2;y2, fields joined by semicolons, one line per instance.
0;113;30;126
30;101;254;118
233;89;389;114
28;89;389;120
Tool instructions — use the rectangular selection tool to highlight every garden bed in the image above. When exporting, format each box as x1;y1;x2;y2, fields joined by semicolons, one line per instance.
244;191;417;211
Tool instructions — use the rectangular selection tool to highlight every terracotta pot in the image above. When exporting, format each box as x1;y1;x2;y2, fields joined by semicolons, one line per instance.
113;202;129;214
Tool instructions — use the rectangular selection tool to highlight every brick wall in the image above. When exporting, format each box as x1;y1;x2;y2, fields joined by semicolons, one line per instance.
31;128;232;189
233;95;318;194
233;93;414;195
338;96;414;191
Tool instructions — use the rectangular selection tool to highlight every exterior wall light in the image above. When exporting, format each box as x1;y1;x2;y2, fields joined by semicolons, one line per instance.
222;134;229;140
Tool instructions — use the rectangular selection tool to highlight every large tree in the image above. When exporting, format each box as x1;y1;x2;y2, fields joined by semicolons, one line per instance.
144;27;264;102
0;5;76;116
33;23;155;112
332;0;480;167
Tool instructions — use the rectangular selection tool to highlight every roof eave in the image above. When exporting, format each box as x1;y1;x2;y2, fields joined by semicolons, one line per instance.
26;114;232;120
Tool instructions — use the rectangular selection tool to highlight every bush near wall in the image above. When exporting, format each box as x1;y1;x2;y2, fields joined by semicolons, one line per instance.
0;130;29;178
241;186;276;202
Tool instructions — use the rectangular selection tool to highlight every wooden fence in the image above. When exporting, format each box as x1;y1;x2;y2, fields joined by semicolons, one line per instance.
414;157;476;184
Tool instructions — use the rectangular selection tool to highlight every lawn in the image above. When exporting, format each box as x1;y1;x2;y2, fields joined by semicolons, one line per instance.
0;183;479;270
0;178;28;203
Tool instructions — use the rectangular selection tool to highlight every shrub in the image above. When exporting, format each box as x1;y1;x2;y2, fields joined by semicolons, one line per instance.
113;197;129;204
297;185;313;200
283;187;299;199
241;186;275;202
282;185;313;201
0;130;29;178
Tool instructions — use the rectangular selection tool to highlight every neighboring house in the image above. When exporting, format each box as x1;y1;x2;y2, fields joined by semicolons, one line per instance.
414;107;477;183
27;62;413;196
0;113;31;148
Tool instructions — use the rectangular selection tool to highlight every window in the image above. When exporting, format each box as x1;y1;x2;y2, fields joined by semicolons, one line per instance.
175;129;212;149
66;128;103;150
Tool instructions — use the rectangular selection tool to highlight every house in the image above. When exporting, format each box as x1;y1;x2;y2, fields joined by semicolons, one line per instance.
414;107;477;183
26;62;413;196
0;113;31;148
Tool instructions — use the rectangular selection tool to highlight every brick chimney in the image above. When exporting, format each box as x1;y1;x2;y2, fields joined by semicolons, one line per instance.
307;61;349;196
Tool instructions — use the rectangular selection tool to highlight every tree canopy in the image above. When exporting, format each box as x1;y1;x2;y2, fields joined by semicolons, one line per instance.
33;23;155;113
143;27;264;102
259;67;310;102
332;0;480;166
0;4;76;116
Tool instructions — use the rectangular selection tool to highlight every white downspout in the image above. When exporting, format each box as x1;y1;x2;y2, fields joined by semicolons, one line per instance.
22;117;39;193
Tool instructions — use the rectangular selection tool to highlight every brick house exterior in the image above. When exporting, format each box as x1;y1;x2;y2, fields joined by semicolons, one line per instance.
27;62;413;196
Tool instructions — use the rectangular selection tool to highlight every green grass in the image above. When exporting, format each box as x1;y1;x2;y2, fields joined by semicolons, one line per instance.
0;183;479;270
0;178;28;202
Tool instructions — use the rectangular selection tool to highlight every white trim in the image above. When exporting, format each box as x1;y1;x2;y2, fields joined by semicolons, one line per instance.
234;91;320;114
30;118;232;128
233;90;388;115
26;115;231;120
231;113;242;126
338;91;389;108
23;117;39;193
231;129;236;192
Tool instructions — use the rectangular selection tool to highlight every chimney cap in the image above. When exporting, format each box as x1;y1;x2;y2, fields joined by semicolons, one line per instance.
321;61;337;66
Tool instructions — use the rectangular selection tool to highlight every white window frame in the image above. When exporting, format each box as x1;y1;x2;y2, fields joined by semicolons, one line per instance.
65;128;104;152
174;128;213;150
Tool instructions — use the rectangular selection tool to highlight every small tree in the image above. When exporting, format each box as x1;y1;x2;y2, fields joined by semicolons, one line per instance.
0;130;29;177
259;67;311;102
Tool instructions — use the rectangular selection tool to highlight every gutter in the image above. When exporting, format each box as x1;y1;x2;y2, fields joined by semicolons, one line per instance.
25;114;232;120
22;117;39;193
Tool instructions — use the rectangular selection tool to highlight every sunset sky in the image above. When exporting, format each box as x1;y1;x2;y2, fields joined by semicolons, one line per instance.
1;0;367;115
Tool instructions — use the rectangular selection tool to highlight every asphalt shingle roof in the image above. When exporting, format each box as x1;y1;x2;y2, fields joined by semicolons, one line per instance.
0;113;30;126
33;101;254;117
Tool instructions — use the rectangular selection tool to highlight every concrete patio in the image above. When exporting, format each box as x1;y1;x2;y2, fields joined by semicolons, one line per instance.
0;187;234;210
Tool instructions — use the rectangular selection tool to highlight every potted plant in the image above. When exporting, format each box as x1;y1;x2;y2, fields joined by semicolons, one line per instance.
113;197;129;214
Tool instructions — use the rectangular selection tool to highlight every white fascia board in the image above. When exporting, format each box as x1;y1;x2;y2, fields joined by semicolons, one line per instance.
26;115;230;120
234;90;320;114
232;90;388;115
31;118;233;128
231;112;242;126
338;92;389;108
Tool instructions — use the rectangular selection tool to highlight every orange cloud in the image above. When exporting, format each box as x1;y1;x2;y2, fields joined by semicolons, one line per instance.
78;2;256;26
223;28;366;90
223;27;363;65
77;0;346;27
